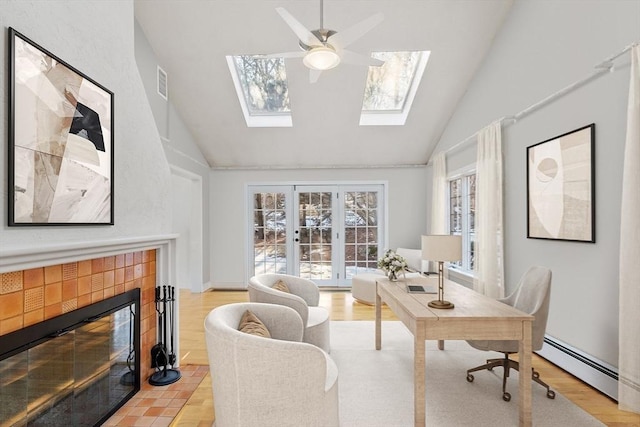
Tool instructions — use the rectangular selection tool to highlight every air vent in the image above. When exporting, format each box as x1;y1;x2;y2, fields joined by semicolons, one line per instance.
157;65;168;100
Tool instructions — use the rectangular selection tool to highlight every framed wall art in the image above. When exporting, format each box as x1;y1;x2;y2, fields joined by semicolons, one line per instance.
8;27;114;226
526;123;595;242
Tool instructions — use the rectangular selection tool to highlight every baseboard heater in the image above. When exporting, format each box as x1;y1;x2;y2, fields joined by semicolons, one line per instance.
537;334;618;400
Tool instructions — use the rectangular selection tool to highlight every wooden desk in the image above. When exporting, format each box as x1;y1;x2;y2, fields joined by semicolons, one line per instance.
375;276;533;427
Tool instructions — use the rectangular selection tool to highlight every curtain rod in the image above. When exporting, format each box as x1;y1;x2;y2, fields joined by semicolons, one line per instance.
428;40;639;165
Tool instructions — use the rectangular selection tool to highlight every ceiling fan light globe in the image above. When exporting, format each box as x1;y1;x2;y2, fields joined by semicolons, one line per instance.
303;47;340;70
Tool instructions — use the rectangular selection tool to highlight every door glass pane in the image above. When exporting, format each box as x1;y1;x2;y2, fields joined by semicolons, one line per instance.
253;192;287;274
298;192;332;280
344;191;379;278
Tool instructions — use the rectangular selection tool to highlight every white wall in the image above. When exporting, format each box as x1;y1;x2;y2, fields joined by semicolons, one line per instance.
430;0;639;369
133;21;212;287
210;167;428;288
0;0;171;249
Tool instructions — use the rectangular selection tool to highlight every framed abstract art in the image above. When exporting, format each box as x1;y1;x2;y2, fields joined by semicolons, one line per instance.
8;28;114;226
526;124;595;242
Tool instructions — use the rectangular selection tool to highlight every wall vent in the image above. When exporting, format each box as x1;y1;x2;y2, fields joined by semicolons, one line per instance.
157;65;168;100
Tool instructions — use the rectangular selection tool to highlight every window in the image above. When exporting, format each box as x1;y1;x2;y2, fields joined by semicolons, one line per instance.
359;51;430;126
448;172;475;273
226;55;292;127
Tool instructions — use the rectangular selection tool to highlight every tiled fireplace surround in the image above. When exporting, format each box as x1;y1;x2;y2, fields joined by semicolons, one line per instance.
0;236;177;408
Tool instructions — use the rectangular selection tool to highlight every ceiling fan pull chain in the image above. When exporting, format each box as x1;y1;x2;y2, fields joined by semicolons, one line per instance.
320;0;324;30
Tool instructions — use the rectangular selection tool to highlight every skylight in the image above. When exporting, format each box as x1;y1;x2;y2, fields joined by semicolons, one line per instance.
226;55;292;127
360;51;430;126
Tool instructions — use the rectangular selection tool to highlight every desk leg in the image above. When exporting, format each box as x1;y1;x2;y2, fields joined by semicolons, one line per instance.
519;320;532;427
414;323;426;426
375;285;381;350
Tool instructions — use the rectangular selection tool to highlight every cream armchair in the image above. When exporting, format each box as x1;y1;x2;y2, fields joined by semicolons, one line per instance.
248;273;330;352
204;302;339;427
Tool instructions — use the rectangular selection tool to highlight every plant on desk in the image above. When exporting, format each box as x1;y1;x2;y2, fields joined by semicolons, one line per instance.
377;249;408;281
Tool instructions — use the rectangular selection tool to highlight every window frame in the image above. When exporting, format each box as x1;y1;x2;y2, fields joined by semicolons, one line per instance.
447;166;476;277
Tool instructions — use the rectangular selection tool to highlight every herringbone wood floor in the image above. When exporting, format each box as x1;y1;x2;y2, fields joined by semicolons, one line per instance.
171;289;640;427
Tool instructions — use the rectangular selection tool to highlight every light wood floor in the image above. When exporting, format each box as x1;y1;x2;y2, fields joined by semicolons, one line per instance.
172;289;640;427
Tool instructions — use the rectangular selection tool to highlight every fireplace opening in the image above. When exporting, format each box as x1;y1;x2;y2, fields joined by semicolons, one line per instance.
0;289;140;426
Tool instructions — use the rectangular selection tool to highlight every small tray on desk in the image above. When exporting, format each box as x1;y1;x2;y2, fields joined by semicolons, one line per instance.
406;284;437;294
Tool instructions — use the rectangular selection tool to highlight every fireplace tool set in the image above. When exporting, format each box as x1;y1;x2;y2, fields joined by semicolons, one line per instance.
149;285;181;386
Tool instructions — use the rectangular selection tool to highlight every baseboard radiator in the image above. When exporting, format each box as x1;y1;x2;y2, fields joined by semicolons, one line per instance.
537;335;618;400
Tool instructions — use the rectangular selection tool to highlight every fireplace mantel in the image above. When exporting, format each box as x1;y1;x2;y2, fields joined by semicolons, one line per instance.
0;234;178;275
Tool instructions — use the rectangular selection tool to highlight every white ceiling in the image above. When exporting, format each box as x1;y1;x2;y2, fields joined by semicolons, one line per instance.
134;0;513;168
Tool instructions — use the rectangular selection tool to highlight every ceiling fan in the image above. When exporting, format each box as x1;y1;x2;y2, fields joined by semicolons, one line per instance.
266;0;385;83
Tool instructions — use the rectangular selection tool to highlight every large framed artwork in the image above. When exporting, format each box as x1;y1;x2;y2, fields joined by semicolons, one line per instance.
8;28;114;226
526;124;595;242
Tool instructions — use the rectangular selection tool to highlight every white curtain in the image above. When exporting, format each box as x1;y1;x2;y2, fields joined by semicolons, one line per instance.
618;44;640;414
430;152;447;234
473;121;504;299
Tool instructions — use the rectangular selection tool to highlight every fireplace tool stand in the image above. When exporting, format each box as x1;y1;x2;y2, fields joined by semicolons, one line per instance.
149;285;181;386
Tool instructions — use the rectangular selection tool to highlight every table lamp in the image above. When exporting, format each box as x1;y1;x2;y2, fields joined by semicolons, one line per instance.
421;235;462;309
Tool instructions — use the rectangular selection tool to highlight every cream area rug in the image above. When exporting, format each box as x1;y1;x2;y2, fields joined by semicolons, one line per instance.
330;321;604;427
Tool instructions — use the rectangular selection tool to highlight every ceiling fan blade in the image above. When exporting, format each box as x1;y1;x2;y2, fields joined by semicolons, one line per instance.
329;12;384;49
276;7;322;47
340;50;385;67
309;69;323;84
263;51;306;59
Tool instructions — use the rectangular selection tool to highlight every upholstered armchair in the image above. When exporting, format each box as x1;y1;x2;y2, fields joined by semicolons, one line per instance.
466;266;555;401
248;273;331;352
204;302;339;427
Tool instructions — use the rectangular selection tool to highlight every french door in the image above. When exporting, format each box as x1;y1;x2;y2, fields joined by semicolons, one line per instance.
249;184;384;287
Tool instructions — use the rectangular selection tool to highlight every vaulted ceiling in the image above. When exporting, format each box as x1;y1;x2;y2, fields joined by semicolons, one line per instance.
134;0;513;168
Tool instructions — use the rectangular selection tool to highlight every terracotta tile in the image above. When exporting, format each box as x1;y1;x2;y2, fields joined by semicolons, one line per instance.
125;253;134;267
150;398;171;408
78;276;91;295
136;398;156;407
1;271;23;294
24;308;44;326
159;390;178;399
115;268;125;285
44;265;62;284
142;251;151;263
115;254;125;269
103;287;114;299
91;273;104;291
62;262;78;280
24;287;44;312
126;406;149;417
134;251;143;265
62;299;78;313
160;406;180;417
133;416;156;426
149;250;156;261
62;280;77;300
104;256;116;271
78;260;92;277
115;284;125;295
92;258;104;274
102;414;124;426
151;417;172;427
44;282;62;305
0;291;24;320
117;415;139;426
134;264;143;279
144;407;165;417
91;290;104;303
44;303;62;319
104;270;115;287
0;315;23;334
125;266;135;282
78;293;92;308
23;268;44;289
167;398;187;407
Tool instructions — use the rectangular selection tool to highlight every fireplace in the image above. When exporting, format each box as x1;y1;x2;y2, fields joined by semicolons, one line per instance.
0;289;140;426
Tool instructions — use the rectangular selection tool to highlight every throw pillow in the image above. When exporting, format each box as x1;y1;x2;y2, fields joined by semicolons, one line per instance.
271;279;290;293
238;310;271;338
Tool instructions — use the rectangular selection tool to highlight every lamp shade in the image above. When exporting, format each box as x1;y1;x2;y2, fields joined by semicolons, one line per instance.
303;46;341;70
421;235;462;262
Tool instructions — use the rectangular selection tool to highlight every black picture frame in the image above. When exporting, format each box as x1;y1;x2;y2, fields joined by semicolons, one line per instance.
8;28;114;226
526;123;595;242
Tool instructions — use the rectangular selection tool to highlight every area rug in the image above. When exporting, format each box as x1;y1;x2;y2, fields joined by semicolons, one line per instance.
330;321;604;427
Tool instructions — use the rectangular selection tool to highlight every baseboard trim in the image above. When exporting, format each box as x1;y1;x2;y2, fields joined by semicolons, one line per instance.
538;335;618;400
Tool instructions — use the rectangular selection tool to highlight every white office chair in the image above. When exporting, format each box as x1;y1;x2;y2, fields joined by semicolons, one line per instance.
466;266;556;402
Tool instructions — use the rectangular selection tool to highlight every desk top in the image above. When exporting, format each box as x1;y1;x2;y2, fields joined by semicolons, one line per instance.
376;276;532;322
